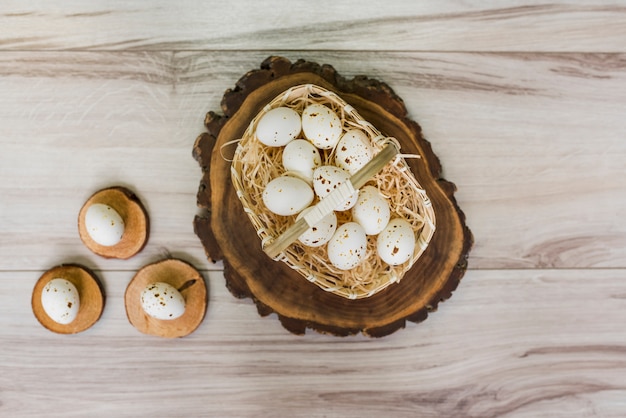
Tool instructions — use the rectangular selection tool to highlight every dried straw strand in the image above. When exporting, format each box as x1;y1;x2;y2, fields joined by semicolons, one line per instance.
231;84;435;299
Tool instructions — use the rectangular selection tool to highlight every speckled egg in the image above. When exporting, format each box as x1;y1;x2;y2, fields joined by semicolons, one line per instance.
296;206;337;247
263;175;314;216
312;165;358;211
327;222;368;270
282;139;322;182
256;107;301;147
352;186;391;235
335;129;373;175
41;278;80;325
301;104;342;149
140;282;185;320
376;218;416;266
85;203;125;246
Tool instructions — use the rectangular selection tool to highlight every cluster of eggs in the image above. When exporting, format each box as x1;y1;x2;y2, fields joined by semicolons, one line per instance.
41;202;186;327
85;205;186;320
257;104;416;271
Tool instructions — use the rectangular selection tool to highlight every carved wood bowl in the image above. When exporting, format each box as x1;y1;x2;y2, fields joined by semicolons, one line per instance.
193;56;473;337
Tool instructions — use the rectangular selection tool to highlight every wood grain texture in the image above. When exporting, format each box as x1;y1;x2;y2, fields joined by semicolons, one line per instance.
124;258;207;338
1;51;625;271
194;56;472;336
78;186;149;259
1;1;625;416
31;264;105;334
1;269;625;417
0;1;625;52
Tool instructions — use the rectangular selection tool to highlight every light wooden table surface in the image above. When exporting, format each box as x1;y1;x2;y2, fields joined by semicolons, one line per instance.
1;1;625;417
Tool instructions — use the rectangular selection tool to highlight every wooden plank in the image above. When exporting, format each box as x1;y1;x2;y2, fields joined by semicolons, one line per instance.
1;51;625;270
1;269;624;416
0;1;625;52
0;51;217;272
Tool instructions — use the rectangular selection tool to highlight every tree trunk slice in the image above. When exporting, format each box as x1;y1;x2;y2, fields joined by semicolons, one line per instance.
125;258;208;338
78;186;150;260
193;56;473;337
32;264;105;334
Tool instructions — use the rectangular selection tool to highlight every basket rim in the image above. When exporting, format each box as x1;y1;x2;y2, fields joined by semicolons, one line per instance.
230;84;436;299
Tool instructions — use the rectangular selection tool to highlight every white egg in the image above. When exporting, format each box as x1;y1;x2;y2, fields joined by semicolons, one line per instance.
41;278;80;325
85;203;125;246
335;129;373;175
312;166;358;211
301;104;342;149
296;206;337;247
376;218;416;266
256;107;301;147
140;282;186;320
263;176;314;216
352;186;391;235
282;139;322;182
327;222;368;270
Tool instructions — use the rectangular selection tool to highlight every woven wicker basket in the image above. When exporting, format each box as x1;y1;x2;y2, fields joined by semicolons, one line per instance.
231;84;435;299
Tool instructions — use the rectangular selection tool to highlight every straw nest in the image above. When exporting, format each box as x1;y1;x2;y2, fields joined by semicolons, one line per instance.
230;84;435;299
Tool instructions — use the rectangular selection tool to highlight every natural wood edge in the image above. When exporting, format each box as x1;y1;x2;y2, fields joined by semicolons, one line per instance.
193;215;223;263
78;186;150;260
193;56;473;337
124;258;208;338
397;181;474;334
222;56;408;121
222;262;251;299
31;264;105;335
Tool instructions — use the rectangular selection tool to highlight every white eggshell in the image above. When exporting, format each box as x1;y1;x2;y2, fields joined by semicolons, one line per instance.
312;166;358;211
85;203;125;246
335;129;373;175
41;278;80;325
140;282;186;320
256;107;301;147
296;206;337;247
352;186;391;235
282;139;322;182
327;222;368;270
301;104;342;149
263;176;314;216
376;218;416;266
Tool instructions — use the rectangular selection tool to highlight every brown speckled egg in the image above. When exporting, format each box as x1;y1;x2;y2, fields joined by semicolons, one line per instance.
335;129;373;175
376;218;416;266
301;104;342;149
263;175;314;216
327;222;367;270
41;278;80;325
312;166;358;211
140;282;186;320
352;186;391;235
256;107;301;147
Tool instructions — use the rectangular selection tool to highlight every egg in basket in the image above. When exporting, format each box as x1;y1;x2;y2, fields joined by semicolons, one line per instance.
230;84;435;299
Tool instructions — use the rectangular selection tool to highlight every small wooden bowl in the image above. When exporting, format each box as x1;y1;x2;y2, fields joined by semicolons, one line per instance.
78;186;149;259
32;264;105;334
124;258;208;338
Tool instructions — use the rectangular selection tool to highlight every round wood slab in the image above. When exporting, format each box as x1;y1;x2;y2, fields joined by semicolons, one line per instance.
125;258;208;338
193;56;473;337
78;186;149;259
32;264;105;334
